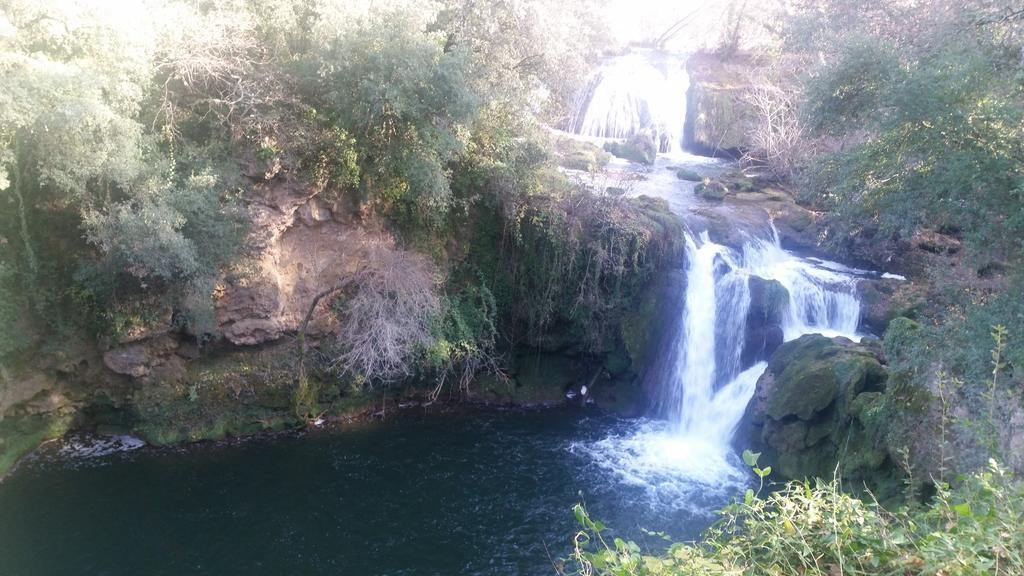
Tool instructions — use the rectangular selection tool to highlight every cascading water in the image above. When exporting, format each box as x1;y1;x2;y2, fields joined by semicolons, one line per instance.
566;51;690;154
668;233;752;443
665;226;862;444
575;225;867;512
568;51;873;515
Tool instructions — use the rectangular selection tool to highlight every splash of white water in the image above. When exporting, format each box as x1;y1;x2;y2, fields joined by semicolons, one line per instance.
740;226;861;341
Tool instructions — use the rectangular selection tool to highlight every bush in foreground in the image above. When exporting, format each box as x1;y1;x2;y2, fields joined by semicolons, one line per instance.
569;459;1024;575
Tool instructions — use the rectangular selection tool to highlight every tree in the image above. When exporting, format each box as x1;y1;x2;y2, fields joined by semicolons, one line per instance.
330;243;441;384
304;8;477;228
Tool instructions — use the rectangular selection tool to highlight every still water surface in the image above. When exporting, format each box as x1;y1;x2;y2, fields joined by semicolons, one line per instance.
0;408;748;575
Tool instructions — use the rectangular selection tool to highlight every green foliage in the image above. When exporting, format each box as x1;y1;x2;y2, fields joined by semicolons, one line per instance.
571;460;1024;576
305;9;476;229
502;190;682;350
79;168;246;336
423;281;502;395
794;2;1024;256
431;283;499;367
0;261;28;360
431;0;606;123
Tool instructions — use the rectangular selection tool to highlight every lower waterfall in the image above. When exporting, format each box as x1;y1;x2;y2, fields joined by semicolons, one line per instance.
574;225;864;512
665;226;862;441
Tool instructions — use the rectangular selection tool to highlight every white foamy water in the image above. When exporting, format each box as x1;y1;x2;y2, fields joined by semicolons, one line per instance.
56;435;146;459
570;419;751;514
741;226;862;342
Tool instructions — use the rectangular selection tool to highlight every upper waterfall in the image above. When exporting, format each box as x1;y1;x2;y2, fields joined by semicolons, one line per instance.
566;51;690;154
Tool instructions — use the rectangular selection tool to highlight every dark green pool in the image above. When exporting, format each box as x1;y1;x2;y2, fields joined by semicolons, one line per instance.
0;408;748;575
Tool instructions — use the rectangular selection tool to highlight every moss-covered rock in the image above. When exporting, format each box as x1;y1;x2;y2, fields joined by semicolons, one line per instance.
603;131;657;165
0;411;76;477
742;334;896;489
695;180;728;201
675;168;703;182
552;135;612;172
129;345;303;445
761;335;887;421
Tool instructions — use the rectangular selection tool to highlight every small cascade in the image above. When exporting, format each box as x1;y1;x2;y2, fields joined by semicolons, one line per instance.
740;226;861;340
567;51;689;154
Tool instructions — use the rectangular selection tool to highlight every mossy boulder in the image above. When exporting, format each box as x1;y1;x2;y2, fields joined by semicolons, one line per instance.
742;334;896;489
603;131;657;165
553;136;612;172
695;180;728;201
675;168;703;182
0;411;76;477
761;335;886;421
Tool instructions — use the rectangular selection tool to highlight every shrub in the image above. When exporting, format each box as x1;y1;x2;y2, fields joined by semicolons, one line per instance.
328;243;441;384
570;459;1024;576
0;262;29;361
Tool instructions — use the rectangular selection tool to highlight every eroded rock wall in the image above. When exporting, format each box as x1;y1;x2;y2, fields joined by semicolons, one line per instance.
684;53;757;156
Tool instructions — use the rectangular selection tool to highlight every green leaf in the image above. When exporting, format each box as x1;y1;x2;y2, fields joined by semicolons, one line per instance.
756;466;772;478
954;502;973;517
573;504;586;527
742;450;761;467
744;488;755;505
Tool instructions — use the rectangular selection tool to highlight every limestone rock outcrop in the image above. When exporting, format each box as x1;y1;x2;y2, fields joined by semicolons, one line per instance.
214;170;382;347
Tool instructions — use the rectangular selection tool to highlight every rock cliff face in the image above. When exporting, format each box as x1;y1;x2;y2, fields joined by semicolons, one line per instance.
214;166;383;347
0;164;398;475
684;53;757;156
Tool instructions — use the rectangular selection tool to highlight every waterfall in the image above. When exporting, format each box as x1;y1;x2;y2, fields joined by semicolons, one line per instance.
666;233;751;442
665;227;862;445
567;51;690;154
573;226;867;510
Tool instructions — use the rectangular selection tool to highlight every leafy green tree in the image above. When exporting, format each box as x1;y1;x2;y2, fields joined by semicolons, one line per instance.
302;8;476;229
790;0;1024;256
0;0;149;290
